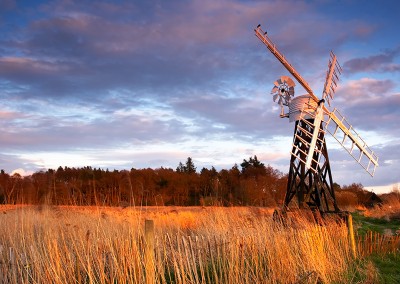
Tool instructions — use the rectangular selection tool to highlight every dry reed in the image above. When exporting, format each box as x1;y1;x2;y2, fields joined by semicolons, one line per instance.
0;206;358;283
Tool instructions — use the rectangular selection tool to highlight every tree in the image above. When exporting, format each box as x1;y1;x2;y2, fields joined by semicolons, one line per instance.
176;162;185;173
240;155;265;172
240;155;266;179
185;157;196;174
199;167;218;203
342;183;364;193
176;157;197;174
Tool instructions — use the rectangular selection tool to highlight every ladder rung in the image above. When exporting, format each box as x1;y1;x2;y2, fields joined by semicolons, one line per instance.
342;134;347;145
358;152;363;163
350;141;355;154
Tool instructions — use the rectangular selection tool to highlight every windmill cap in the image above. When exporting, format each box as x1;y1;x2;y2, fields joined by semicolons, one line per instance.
288;95;318;123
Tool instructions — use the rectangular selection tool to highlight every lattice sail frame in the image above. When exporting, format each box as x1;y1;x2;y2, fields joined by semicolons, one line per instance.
325;108;378;176
294;102;379;177
322;51;342;107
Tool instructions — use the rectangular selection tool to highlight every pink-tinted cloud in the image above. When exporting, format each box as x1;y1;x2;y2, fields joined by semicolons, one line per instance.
336;78;395;101
0;110;21;120
343;46;400;74
334;77;399;133
0;57;69;74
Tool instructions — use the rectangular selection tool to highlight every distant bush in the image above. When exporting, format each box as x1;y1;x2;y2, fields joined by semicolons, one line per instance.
379;191;400;207
336;191;358;209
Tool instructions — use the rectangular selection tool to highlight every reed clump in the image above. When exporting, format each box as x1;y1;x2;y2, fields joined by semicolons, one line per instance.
0;205;362;283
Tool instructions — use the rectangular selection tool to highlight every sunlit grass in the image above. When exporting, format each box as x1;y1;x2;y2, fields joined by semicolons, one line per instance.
0;205;371;283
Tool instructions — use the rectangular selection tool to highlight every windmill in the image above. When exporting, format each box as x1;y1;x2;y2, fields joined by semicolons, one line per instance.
254;24;379;213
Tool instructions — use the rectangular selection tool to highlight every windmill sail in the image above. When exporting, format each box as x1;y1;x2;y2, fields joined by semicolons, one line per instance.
254;25;315;98
293;103;379;176
325;108;379;176
304;105;324;170
322;52;342;107
298;52;377;176
303;52;341;171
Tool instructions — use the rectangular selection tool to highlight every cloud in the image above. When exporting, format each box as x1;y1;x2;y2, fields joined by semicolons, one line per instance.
344;94;400;134
0;153;40;174
332;78;399;133
0;0;15;11
326;139;400;189
343;46;400;74
11;168;33;177
0;0;398;194
0;0;376;103
0;106;189;151
336;78;395;100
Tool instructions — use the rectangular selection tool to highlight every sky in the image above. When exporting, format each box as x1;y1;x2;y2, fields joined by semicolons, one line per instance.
0;0;399;193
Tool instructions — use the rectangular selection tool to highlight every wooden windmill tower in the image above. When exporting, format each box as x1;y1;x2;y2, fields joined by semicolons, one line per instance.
254;24;379;213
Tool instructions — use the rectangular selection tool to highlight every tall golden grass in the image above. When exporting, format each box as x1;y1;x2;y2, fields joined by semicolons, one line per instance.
0;206;370;283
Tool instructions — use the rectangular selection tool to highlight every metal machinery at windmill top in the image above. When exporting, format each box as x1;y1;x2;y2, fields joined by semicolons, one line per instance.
254;24;379;214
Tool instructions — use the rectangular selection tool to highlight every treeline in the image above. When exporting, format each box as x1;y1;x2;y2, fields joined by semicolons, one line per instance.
1;156;397;208
0;156;287;207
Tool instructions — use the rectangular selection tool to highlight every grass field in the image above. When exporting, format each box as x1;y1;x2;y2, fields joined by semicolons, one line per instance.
0;205;395;283
352;210;400;236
